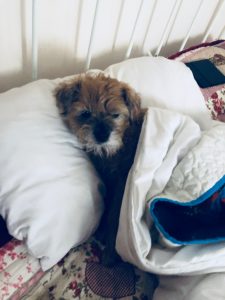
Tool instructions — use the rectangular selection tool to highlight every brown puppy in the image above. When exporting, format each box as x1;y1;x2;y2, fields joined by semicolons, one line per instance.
55;73;145;266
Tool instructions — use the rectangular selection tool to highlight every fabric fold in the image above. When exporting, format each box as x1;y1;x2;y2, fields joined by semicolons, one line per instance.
116;107;225;275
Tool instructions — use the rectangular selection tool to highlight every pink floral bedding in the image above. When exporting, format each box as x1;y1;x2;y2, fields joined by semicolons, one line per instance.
0;238;156;300
205;87;225;119
0;239;42;300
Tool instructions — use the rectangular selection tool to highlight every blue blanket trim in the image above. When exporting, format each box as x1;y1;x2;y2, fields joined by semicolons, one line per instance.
149;174;225;245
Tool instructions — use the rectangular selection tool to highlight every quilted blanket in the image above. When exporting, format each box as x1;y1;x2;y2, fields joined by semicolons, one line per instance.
116;107;225;278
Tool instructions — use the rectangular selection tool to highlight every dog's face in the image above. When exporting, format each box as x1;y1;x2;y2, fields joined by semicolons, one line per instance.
55;73;141;156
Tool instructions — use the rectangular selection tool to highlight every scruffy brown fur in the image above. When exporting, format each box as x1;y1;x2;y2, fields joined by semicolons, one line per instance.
55;73;145;266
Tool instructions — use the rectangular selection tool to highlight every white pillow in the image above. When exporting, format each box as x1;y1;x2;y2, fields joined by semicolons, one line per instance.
0;78;103;271
104;56;212;130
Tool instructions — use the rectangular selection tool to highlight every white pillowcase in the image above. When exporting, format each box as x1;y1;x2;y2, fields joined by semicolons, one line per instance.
104;56;212;130
0;78;103;271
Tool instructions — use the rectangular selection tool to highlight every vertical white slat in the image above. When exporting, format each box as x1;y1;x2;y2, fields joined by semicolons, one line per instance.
161;0;184;50
32;0;38;80
85;0;100;71
179;0;204;51
141;0;158;55
155;0;182;56
202;0;224;42
124;0;144;60
112;0;126;50
218;24;225;39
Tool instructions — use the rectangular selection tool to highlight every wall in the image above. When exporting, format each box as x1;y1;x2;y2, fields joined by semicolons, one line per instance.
0;0;225;92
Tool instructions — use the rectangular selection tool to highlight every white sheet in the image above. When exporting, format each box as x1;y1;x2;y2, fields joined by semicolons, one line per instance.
116;107;225;299
154;273;225;300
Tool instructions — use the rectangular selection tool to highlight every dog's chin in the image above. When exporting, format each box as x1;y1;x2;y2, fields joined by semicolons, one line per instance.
84;132;122;157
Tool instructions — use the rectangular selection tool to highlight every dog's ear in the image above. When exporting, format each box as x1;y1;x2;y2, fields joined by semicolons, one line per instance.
121;85;141;121
55;79;81;116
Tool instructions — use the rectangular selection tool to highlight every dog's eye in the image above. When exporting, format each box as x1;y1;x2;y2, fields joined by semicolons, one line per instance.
79;110;91;120
111;113;120;119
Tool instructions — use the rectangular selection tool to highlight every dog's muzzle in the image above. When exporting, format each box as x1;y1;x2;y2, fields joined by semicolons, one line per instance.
93;121;112;144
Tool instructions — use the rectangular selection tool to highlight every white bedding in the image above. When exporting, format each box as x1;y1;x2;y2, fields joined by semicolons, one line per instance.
116;107;225;299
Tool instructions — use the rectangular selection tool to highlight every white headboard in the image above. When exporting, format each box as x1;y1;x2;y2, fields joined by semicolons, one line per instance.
0;0;225;92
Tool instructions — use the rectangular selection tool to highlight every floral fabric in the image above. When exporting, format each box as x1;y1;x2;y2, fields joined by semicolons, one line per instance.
0;239;42;300
205;87;225;119
171;40;225;121
0;238;156;300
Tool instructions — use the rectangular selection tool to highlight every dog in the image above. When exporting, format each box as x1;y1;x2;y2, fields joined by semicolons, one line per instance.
55;73;146;266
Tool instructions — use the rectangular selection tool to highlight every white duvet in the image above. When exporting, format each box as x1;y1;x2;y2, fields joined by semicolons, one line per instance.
116;108;225;300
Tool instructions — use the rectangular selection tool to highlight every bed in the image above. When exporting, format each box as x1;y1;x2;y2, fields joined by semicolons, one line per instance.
1;1;225;300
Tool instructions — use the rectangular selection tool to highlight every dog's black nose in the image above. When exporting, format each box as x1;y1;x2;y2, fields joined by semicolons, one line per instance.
93;122;111;144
